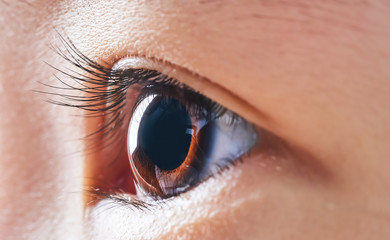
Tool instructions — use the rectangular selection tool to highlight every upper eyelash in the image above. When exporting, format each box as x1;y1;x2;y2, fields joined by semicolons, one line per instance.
40;34;238;211
43;34;230;136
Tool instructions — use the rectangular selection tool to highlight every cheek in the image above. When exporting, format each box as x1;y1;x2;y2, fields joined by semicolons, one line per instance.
0;84;84;238
86;146;385;240
85;149;290;239
0;36;85;238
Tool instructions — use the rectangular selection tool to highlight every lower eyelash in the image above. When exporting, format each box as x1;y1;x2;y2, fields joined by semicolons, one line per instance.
85;158;244;213
85;187;154;211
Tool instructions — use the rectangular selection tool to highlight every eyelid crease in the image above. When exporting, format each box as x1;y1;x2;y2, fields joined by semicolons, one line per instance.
111;56;272;128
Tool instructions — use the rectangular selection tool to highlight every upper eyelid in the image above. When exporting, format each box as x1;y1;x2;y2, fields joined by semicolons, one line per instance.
110;56;272;127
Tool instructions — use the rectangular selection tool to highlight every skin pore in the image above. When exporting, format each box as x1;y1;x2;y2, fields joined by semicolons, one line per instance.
1;0;390;239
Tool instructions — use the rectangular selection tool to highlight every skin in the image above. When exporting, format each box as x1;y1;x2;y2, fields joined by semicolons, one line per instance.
1;0;390;239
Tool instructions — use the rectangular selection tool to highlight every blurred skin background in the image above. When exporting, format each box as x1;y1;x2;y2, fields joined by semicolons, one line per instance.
1;0;390;239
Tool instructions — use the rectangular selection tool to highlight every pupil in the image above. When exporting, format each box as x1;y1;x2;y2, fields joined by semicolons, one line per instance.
138;97;192;171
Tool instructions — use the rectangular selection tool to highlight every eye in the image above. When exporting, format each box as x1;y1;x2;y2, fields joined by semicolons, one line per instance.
99;57;258;200
127;84;257;199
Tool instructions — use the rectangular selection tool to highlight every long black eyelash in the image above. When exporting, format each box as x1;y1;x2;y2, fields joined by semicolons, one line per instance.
43;34;230;141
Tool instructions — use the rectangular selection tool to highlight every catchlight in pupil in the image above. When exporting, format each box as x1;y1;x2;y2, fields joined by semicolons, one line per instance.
137;97;192;171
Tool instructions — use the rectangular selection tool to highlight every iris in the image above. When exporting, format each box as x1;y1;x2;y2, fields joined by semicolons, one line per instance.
128;92;257;199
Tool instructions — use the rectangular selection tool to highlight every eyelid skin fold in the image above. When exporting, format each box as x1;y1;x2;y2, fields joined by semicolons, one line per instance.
111;57;272;130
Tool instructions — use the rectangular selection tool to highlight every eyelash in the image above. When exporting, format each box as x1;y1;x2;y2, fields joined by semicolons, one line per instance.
43;34;245;211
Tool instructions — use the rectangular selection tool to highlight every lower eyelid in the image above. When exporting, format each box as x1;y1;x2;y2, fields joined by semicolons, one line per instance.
85;142;298;239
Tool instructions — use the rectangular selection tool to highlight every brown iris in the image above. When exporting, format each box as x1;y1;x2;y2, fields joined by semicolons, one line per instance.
128;96;205;198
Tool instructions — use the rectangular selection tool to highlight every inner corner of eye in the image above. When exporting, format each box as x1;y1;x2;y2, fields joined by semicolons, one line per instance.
83;146;137;205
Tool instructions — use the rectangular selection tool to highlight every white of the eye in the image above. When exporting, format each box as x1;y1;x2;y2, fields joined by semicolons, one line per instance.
127;94;258;197
128;96;257;168
204;113;257;171
127;94;157;155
